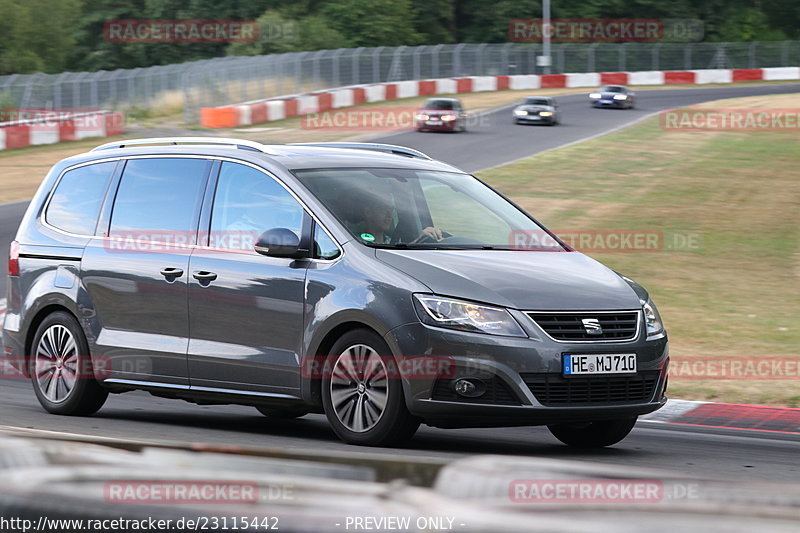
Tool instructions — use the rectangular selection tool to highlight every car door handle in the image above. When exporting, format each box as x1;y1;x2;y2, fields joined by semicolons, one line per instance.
192;271;218;282
160;267;184;278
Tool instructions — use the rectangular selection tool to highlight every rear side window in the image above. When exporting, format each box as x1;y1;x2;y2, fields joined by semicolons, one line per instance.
46;161;115;235
110;158;210;241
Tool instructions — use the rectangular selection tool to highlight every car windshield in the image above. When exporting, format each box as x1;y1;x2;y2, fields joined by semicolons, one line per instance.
524;97;551;105
424;99;455;110
601;85;625;93
294;168;565;251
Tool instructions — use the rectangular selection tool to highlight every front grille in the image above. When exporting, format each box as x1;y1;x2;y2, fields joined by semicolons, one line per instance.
522;371;660;406
431;376;520;405
527;311;639;341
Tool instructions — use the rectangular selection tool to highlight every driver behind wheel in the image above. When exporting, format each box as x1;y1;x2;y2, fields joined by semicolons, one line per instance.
355;191;443;244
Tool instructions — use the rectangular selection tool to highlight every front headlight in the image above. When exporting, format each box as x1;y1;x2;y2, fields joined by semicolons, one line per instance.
643;299;664;337
441;114;456;121
539;111;553;116
414;295;526;337
589;92;601;99
613;94;628;100
416;113;429;121
514;109;528;116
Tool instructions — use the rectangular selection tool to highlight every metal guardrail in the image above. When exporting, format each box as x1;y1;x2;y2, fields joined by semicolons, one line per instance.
0;41;797;123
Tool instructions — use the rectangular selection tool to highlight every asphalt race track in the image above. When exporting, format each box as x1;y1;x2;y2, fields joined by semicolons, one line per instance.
1;83;799;482
370;83;800;172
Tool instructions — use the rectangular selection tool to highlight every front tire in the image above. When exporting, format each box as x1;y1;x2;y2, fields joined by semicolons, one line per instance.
548;417;637;448
322;329;420;446
30;311;108;416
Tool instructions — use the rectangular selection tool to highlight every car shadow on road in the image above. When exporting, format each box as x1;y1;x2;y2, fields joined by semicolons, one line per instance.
95;404;642;460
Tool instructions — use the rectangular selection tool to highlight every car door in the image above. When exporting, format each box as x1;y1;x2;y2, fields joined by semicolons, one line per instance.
186;161;309;395
81;157;213;386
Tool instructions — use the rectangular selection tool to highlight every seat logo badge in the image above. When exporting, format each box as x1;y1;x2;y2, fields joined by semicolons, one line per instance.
581;318;603;335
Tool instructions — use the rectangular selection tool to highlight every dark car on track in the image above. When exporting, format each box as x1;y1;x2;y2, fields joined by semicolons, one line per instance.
513;96;560;126
415;98;468;132
589;85;636;109
2;138;668;448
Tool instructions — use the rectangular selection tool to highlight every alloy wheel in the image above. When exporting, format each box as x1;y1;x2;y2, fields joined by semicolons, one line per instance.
329;344;389;433
35;325;79;403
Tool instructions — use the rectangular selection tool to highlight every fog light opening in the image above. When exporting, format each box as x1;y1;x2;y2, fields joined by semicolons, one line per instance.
453;378;486;398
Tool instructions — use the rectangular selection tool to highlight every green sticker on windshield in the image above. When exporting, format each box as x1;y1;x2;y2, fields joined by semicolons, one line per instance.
361;233;376;242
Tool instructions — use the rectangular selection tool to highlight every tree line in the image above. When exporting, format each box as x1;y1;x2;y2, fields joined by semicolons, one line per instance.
1;0;798;75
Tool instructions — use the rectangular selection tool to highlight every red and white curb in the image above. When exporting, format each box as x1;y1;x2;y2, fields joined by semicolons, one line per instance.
201;66;800;128
0;111;125;151
0;299;6;320
641;399;800;434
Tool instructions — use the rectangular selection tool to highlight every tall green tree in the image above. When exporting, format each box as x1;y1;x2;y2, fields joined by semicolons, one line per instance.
0;0;81;74
455;0;540;42
410;0;457;44
320;0;423;47
68;0;275;70
228;10;352;56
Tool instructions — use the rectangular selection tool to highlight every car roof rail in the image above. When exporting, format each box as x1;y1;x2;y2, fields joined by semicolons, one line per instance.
289;142;432;160
91;137;273;153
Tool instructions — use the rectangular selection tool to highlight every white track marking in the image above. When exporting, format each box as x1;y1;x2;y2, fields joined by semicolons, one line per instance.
639;399;708;423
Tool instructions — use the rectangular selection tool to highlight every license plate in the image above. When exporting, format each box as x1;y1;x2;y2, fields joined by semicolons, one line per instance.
563;353;637;375
426;120;441;125
531;116;541;120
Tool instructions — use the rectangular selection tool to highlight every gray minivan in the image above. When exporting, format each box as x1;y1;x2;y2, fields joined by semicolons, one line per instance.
2;139;668;447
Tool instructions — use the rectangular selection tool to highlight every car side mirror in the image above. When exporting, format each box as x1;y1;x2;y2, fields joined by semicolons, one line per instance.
254;228;304;258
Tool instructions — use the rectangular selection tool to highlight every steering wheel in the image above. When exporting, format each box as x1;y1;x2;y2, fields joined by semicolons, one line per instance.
414;231;453;244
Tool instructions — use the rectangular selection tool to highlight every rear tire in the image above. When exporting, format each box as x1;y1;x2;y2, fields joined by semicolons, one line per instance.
548;417;637;448
255;406;309;419
322;329;420;446
29;311;108;416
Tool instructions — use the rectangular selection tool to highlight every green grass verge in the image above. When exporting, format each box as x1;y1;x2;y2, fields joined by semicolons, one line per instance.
477;102;800;406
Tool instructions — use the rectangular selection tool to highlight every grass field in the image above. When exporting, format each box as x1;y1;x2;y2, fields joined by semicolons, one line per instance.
478;93;800;406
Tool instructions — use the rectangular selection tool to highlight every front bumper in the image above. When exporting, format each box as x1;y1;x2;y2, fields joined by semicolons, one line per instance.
592;99;628;108
416;120;457;131
385;320;668;428
515;114;555;124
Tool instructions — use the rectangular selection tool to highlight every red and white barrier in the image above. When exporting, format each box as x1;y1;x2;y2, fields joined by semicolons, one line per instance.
200;66;800;128
0;111;124;151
